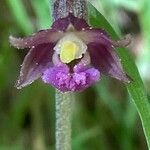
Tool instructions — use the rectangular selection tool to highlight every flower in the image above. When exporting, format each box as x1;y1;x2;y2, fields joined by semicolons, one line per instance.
9;13;131;92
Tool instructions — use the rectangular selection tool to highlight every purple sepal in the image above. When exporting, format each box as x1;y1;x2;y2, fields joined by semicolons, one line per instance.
42;63;100;92
52;13;89;31
9;29;63;49
78;28;131;46
88;43;130;83
16;43;54;89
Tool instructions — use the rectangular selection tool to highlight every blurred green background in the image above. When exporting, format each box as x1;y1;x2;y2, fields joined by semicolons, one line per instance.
0;0;150;149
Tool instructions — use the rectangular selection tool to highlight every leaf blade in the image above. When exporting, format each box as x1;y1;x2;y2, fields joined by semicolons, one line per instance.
87;1;150;149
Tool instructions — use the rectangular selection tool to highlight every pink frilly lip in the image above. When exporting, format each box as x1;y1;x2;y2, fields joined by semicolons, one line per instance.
42;61;100;92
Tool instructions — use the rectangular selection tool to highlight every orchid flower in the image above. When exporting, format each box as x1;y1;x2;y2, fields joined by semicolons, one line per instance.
9;13;131;92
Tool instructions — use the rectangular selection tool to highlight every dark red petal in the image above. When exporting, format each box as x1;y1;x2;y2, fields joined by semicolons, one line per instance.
77;28;131;46
111;34;132;47
77;28;109;43
9;29;63;49
88;43;130;83
52;13;89;31
78;27;131;82
16;43;54;89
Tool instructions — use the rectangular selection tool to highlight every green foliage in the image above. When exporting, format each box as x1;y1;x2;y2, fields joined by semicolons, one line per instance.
6;0;34;34
0;0;149;149
88;1;150;149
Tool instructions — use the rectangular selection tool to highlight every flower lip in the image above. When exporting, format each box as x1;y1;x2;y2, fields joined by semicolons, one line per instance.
42;62;100;92
52;51;91;74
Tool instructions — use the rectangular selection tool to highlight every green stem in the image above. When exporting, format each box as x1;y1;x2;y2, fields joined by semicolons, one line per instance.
52;1;87;150
55;90;74;150
52;0;87;21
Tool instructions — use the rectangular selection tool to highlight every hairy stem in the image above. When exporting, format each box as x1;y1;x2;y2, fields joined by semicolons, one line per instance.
52;0;87;149
53;0;87;21
55;90;74;150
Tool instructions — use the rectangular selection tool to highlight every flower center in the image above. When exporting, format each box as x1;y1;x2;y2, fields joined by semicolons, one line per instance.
60;41;79;63
54;33;87;64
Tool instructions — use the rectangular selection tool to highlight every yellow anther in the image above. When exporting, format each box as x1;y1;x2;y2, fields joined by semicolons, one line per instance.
60;41;79;63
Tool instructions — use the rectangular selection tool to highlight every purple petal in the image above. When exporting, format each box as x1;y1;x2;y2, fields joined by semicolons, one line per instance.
111;34;132;47
42;63;100;92
16;43;54;89
77;28;111;44
52;13;89;31
88;43;130;83
9;29;63;49
77;28;131;47
77;27;130;82
42;64;70;92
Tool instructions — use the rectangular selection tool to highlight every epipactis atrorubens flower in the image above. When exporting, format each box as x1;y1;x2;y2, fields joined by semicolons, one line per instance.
9;13;131;92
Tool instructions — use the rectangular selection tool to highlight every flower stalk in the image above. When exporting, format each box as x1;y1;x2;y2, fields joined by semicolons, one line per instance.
55;90;74;150
53;0;87;21
53;1;87;149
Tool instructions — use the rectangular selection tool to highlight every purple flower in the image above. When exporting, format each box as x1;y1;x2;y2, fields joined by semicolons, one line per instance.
9;13;131;92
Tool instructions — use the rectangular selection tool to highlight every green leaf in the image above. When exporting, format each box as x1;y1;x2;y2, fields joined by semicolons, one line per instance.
30;0;52;29
87;1;150;149
6;0;33;34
